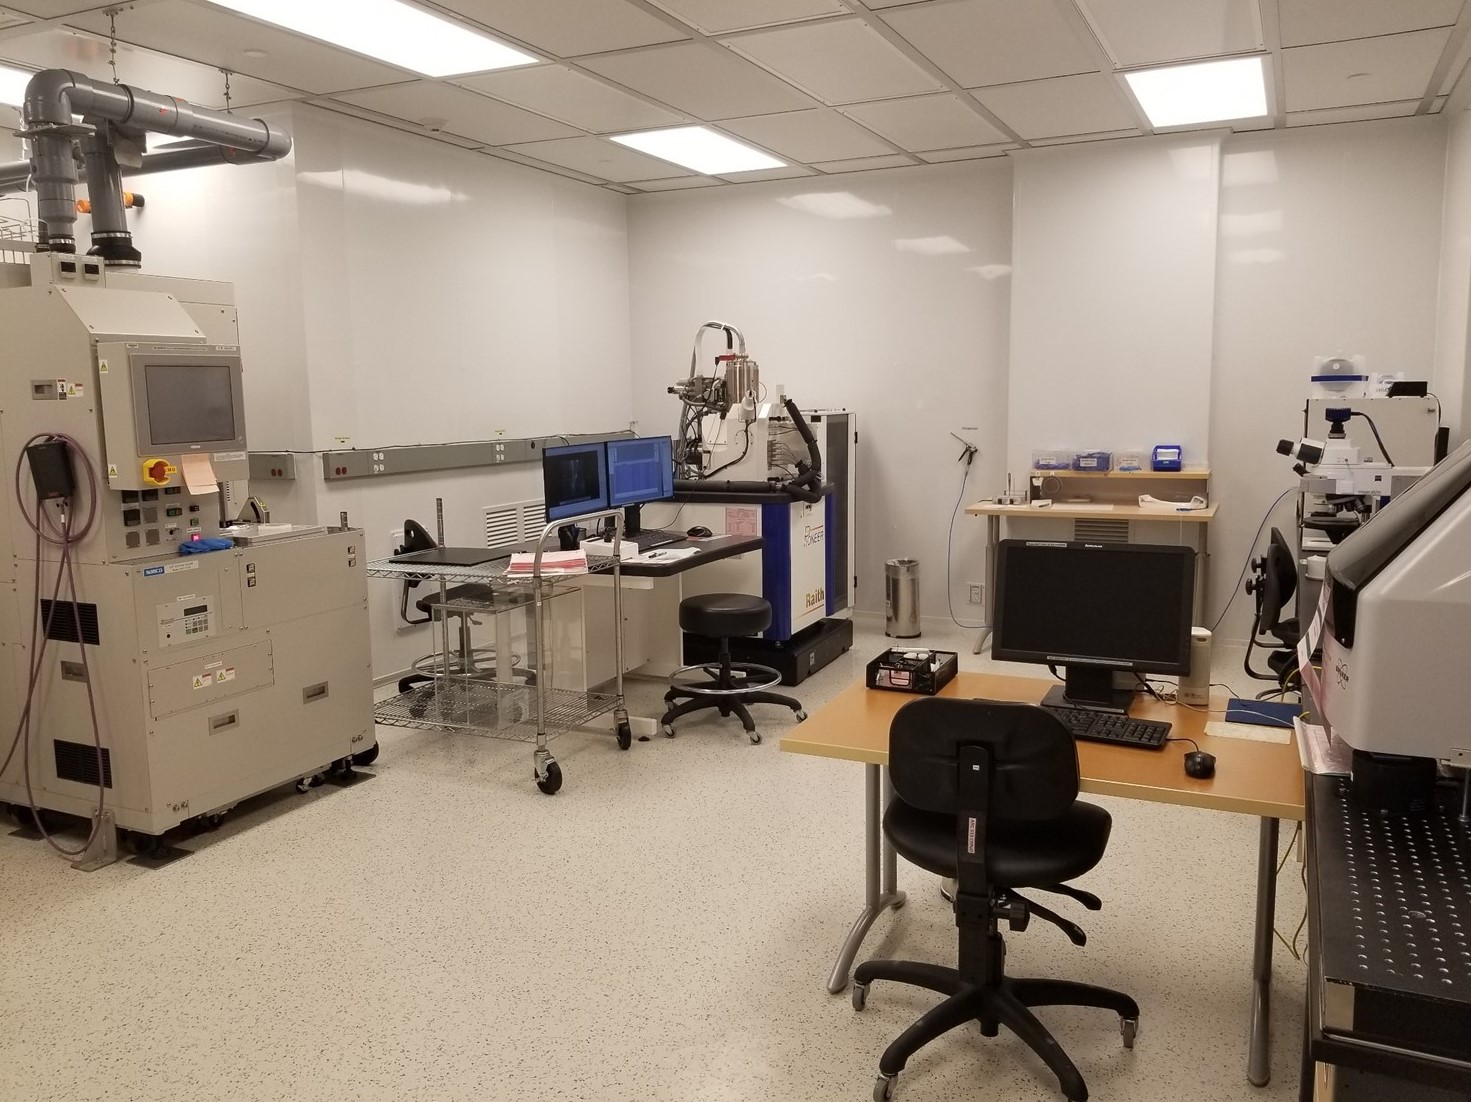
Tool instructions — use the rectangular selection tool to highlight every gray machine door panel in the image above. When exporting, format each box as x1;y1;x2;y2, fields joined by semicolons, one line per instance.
148;640;274;720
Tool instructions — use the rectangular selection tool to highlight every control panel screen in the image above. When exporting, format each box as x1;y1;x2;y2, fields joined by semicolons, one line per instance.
143;363;237;446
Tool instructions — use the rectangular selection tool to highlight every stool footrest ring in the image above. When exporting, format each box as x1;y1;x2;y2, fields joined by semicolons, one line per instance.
667;661;784;697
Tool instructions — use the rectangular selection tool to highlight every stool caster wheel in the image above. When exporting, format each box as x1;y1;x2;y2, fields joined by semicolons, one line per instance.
1121;1016;1138;1049
874;1073;897;1101
793;708;808;722
749;730;762;745
661;723;675;738
852;981;869;1011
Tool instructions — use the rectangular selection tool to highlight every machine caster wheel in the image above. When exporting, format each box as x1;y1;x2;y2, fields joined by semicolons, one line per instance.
352;743;380;766
616;722;632;751
793;708;808;722
536;761;563;795
1121;1017;1138;1049
127;831;166;859
873;1074;896;1101
749;730;762;745
852;982;869;1011
661;723;675;738
296;774;324;793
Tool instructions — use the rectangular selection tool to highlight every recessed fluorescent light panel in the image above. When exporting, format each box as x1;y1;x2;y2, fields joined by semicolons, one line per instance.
207;0;536;77
1125;56;1268;128
611;126;784;175
0;64;32;108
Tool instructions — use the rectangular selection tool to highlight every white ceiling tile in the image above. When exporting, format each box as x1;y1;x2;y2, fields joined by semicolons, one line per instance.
1278;0;1465;48
811;153;916;171
1285;100;1421;126
7;1;111;14
972;73;1139;139
626;174;722;189
647;0;845;34
882;0;1101;88
719;108;897;161
918;144;1013;161
863;0;932;8
0;9;32;31
717;164;818;180
309;99;486;148
1434;93;1449;109
432;0;686;57
1282;29;1451;112
843;93;1008;150
456;64;682;132
503;134;693;181
66;2;412;94
581;41;816;117
1076;0;1261;66
727;18;941;104
334;82;582;145
0;27;293;108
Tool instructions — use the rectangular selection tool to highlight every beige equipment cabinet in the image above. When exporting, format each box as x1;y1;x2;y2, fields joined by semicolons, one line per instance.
0;253;374;865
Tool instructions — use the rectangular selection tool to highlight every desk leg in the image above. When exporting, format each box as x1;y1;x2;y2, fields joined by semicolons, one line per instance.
826;764;908;993
973;515;1000;655
1249;816;1280;1087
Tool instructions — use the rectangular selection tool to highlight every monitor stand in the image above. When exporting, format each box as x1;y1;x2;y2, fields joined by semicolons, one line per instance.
1043;665;1133;715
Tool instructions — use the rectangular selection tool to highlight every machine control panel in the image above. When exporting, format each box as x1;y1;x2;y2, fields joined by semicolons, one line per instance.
155;594;216;648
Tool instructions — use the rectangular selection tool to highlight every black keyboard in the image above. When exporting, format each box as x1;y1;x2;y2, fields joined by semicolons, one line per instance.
629;528;683;552
1042;705;1171;749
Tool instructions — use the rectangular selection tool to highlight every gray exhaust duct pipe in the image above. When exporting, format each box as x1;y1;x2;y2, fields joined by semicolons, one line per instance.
18;68;290;263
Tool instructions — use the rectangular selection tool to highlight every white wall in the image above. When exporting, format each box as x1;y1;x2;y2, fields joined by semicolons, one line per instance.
1008;135;1222;474
1434;108;1471;443
98;104;633;676
1209;118;1446;644
628;162;1015;624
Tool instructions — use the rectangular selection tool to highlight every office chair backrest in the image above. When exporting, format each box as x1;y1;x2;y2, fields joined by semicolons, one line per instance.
1258;527;1297;636
889;697;1079;821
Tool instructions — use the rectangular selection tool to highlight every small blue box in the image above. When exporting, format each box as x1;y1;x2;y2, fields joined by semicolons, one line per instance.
1072;450;1111;472
1151;445;1183;472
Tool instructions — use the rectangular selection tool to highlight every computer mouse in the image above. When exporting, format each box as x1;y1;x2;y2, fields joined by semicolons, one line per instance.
686;525;713;538
1183;751;1216;780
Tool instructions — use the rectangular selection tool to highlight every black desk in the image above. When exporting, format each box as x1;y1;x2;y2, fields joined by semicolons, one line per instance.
1302;775;1471;1101
617;534;763;578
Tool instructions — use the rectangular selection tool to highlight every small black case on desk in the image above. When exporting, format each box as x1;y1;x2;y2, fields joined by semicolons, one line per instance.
866;649;958;695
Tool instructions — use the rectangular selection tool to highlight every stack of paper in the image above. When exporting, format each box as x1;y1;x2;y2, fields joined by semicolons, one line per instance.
507;550;587;576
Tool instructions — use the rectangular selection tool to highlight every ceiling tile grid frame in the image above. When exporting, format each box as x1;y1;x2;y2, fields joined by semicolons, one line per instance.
0;0;1460;193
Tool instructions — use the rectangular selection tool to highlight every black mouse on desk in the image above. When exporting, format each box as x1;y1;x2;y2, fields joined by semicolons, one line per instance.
686;525;713;538
1183;750;1216;780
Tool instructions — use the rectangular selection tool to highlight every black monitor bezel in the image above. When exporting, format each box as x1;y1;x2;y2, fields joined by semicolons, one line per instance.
606;435;674;509
542;441;609;523
991;539;1195;676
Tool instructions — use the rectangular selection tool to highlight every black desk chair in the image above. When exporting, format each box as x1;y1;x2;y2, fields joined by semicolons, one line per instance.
660;593;805;744
1244;526;1301;686
853;697;1137;1102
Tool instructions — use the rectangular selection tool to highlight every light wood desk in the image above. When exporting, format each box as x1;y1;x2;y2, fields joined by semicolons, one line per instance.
964;500;1218;654
781;672;1305;1087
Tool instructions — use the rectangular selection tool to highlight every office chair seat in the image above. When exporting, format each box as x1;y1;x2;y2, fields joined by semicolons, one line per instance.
414;582;497;616
884;799;1112;887
677;591;771;638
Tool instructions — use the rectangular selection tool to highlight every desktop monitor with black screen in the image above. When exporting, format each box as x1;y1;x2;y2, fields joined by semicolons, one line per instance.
992;540;1195;715
606;435;674;535
542;441;609;523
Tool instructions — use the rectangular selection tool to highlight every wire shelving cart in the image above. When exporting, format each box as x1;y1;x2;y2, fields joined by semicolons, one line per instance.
366;508;632;794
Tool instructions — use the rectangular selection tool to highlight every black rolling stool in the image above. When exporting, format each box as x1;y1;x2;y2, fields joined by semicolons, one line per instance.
660;593;806;744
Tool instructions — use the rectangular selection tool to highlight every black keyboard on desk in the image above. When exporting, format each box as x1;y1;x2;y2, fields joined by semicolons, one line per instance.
1042;706;1171;749
628;528;683;552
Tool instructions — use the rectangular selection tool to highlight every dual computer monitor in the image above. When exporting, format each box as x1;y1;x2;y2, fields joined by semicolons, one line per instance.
992;540;1196;714
542;436;674;526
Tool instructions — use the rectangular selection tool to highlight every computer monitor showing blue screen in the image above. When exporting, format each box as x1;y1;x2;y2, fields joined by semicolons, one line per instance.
607;436;674;509
992;540;1195;714
542;441;608;523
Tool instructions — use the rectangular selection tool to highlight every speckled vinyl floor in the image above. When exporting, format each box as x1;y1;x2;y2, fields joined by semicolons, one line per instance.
0;621;1306;1102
